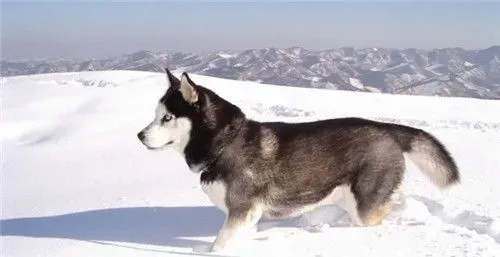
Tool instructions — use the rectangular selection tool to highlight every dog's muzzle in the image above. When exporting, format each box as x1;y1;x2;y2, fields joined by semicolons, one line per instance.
137;131;173;150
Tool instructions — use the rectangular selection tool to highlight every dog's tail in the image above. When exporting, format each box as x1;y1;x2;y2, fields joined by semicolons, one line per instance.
387;123;460;188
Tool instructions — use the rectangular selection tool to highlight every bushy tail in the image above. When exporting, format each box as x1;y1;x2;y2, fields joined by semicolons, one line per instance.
388;124;460;188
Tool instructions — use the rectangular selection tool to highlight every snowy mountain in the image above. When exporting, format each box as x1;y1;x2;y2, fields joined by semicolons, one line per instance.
1;71;500;257
2;46;500;99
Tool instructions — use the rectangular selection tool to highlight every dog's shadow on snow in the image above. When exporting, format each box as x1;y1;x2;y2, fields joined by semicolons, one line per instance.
1;206;226;249
1;206;347;253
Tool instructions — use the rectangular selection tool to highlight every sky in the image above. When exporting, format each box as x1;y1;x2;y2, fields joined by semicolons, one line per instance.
1;1;499;60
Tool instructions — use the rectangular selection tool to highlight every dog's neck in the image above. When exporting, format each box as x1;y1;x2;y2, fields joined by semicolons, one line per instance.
201;117;245;172
185;114;246;174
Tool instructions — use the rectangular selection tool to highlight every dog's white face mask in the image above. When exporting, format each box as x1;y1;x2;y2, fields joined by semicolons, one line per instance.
138;103;192;153
138;70;198;153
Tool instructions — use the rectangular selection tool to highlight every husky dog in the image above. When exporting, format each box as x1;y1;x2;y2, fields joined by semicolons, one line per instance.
137;69;460;252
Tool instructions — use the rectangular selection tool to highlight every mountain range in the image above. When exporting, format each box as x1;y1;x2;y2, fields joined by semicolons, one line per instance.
2;46;500;99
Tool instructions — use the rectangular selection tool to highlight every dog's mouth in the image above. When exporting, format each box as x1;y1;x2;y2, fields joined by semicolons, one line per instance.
145;141;173;151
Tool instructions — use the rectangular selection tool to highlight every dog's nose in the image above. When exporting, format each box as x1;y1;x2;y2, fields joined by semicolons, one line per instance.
137;131;145;141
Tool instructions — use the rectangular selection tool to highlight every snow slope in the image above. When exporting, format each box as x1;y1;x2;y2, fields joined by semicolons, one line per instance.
1;71;500;257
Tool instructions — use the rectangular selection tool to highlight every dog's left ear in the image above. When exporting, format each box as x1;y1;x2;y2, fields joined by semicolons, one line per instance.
165;68;180;87
179;72;198;103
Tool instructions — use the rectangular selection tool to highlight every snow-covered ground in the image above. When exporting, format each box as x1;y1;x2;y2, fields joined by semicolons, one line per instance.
1;70;500;257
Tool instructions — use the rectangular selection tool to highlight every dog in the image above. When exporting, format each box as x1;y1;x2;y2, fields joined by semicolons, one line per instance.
137;68;460;252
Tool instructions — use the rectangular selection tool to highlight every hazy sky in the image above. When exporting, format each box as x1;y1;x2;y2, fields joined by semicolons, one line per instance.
2;1;499;59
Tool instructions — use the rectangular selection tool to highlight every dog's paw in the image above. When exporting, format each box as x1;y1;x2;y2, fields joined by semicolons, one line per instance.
209;243;226;253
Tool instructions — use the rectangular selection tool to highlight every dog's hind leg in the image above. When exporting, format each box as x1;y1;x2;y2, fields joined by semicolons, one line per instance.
210;204;263;252
351;154;405;227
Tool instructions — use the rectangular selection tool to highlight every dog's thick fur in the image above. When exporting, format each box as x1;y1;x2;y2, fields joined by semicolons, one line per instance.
138;69;460;251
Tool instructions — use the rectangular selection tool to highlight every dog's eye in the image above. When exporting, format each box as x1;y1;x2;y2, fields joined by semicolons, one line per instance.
162;115;173;123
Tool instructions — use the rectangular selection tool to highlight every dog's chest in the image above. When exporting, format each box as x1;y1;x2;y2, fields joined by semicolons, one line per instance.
200;180;228;214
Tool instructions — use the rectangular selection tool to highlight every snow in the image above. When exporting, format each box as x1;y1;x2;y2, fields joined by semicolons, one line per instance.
2;70;500;257
364;86;382;93
349;75;419;94
218;53;234;59
464;61;475;67
311;76;321;82
349;77;365;90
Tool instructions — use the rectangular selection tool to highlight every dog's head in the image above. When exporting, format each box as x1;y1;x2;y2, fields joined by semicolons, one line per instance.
137;69;242;155
137;69;200;152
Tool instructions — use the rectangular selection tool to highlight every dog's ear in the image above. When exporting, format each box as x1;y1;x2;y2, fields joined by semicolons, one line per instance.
179;72;198;103
165;68;180;87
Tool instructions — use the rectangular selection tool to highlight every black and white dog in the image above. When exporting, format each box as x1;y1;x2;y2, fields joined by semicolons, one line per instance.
137;69;460;252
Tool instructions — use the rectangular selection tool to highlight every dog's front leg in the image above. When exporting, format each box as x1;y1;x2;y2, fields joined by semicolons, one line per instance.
210;205;263;252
